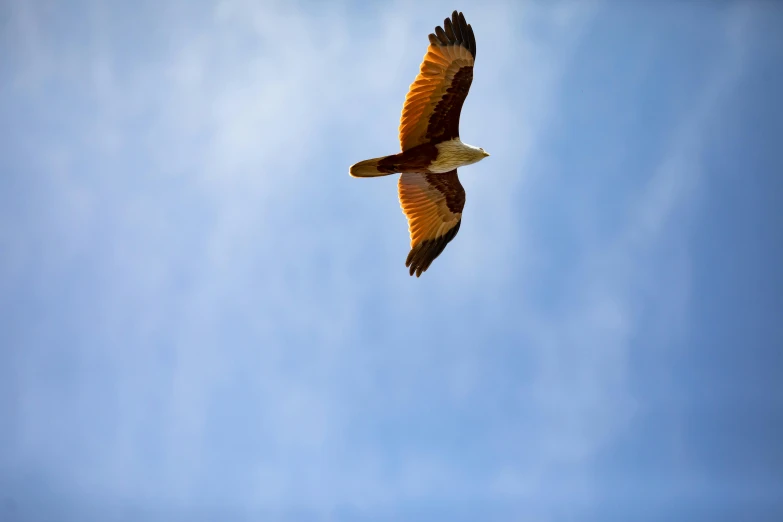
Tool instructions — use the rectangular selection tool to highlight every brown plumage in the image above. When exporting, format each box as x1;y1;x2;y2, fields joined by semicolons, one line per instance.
349;11;488;277
399;12;475;151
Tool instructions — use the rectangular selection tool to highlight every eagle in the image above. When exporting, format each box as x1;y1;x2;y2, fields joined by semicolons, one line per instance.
349;10;489;277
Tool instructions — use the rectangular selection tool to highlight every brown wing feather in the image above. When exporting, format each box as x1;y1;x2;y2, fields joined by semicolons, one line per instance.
398;170;465;277
399;11;476;151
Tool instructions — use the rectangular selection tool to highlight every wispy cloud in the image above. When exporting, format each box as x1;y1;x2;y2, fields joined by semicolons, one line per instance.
465;0;758;512
0;0;769;520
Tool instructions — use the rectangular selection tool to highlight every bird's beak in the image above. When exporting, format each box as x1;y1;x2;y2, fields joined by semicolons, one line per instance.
483;151;490;157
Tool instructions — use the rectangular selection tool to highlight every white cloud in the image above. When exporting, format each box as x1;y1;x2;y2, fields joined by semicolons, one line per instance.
0;0;758;519
2;0;604;510
470;1;756;511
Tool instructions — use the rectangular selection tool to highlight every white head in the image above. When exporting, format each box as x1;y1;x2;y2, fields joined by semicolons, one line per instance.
431;138;491;172
465;143;490;165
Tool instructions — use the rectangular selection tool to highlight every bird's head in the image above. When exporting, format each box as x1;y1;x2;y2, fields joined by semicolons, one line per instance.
462;142;490;165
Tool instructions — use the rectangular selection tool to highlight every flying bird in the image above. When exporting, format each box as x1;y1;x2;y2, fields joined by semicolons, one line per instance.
349;10;489;277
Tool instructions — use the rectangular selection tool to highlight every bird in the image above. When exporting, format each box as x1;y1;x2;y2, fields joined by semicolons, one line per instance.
349;10;489;277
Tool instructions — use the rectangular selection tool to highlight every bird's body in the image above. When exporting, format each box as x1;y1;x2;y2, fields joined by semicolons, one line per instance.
350;11;488;277
349;138;487;177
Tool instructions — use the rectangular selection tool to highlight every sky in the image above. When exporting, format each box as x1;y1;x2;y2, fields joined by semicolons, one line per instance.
1;0;782;520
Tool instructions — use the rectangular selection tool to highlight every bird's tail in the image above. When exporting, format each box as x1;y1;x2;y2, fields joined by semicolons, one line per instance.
349;153;401;178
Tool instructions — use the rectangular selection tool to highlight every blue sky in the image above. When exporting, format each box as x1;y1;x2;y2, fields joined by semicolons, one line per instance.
1;0;782;520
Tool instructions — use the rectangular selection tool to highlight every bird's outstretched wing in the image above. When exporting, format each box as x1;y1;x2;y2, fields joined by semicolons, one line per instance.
398;11;476;152
398;170;465;277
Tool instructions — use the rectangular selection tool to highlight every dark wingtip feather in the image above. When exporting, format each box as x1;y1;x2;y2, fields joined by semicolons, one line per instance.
443;16;456;41
430;11;476;59
434;25;449;45
457;12;468;42
451;11;463;42
404;221;462;277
